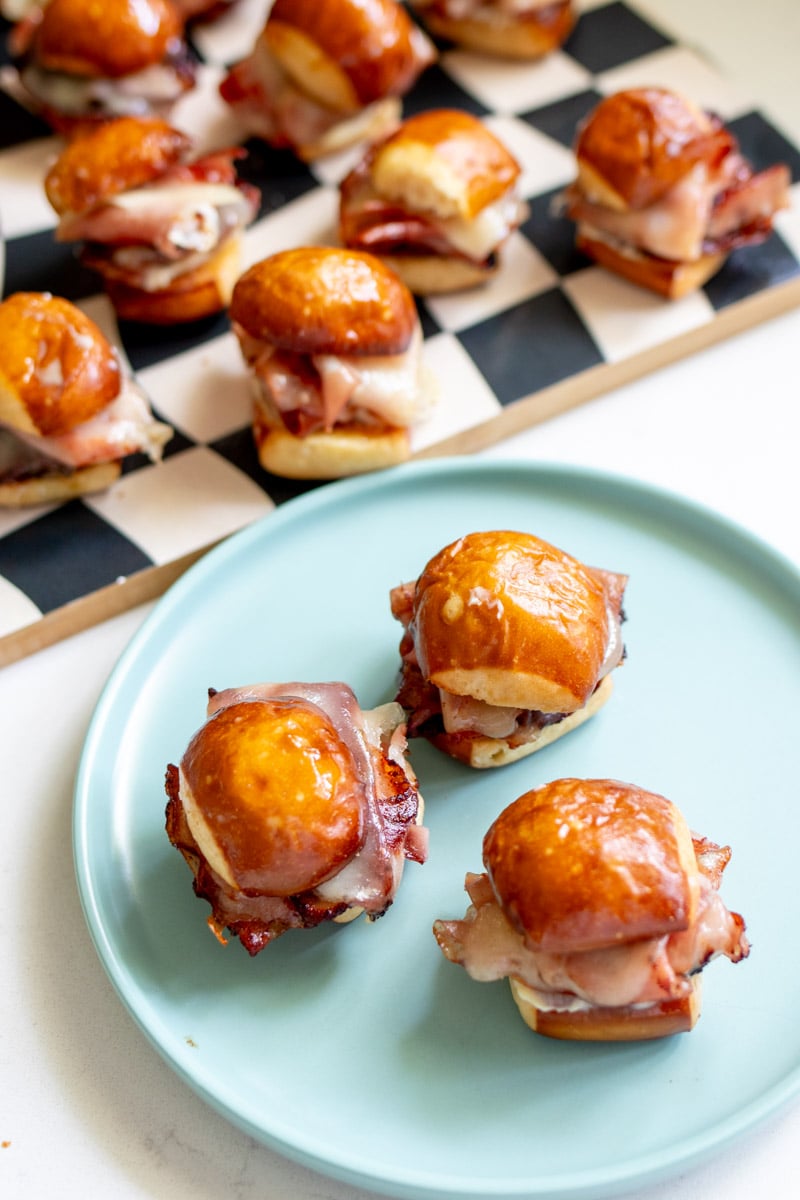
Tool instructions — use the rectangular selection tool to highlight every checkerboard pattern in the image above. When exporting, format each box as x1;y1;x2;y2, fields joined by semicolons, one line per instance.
2;0;799;656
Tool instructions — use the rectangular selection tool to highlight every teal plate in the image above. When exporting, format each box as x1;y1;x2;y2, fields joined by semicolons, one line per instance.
74;459;800;1200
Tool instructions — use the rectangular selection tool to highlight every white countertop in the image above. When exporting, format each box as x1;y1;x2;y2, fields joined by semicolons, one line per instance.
2;2;799;1197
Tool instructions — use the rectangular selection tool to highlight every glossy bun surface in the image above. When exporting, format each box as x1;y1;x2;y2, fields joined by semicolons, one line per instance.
229;246;418;356
45;117;190;214
412;530;615;712
575;87;717;210
180;699;364;896
483;778;698;954
35;0;183;78
0;292;121;437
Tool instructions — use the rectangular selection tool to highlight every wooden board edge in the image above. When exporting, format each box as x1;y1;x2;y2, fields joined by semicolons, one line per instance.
0;543;219;669
412;272;800;459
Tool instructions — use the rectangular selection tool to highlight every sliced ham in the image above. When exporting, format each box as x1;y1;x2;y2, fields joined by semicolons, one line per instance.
166;683;426;954
7;378;171;470
434;839;749;1011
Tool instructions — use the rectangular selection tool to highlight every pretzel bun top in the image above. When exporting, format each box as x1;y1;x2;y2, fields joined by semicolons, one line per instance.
0;292;121;438
410;530;620;713
44;116;190;215
34;0;183;79
179;698;365;896
483;778;700;954
369;108;521;220
264;0;435;113
229;246;419;356
575;87;719;211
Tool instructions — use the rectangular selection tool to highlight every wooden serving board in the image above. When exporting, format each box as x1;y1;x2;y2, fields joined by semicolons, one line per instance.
1;0;799;666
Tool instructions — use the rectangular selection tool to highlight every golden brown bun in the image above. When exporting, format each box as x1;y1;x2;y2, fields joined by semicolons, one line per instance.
90;235;244;325
230;247;418;356
376;253;496;294
0;292;121;437
427;673;613;768
34;0;183;78
180;698;364;896
576;228;726;299
265;0;435;111
369;108;521;221
483;779;699;954
416;1;575;60
574;88;719;212
45;117;190;215
412;531;620;713
0;461;122;508
510;975;701;1041
254;417;411;480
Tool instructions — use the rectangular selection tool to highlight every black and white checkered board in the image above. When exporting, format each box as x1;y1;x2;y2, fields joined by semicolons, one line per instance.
1;0;799;662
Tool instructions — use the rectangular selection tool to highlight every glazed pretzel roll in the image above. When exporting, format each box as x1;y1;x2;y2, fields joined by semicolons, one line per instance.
434;778;750;1040
165;682;427;955
0;292;172;507
563;87;791;298
9;0;195;137
391;530;627;767
409;0;575;61
44;117;260;325
339;108;527;293
229;247;436;480
219;0;436;161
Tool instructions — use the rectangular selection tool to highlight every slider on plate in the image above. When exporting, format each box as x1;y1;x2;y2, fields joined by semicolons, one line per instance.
229;246;436;479
218;0;436;162
339;108;527;294
0;291;172;507
408;0;575;60
390;530;627;767
165;683;428;955
6;0;195;138
434;778;750;1040
562;87;791;298
44;116;260;325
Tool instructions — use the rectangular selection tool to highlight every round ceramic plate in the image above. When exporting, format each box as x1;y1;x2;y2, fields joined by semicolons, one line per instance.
74;459;800;1200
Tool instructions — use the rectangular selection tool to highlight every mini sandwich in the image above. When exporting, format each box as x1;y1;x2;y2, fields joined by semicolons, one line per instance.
229;246;435;479
434;778;750;1040
165;682;427;955
563;87;791;299
339;108;526;294
409;0;575;60
219;0;436;162
0;291;172;507
44;117;260;325
390;530;627;768
8;0;195;138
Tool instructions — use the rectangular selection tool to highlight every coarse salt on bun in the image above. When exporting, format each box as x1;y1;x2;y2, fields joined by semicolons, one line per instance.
229;247;435;479
165;682;427;954
564;87;791;298
391;530;627;766
340;108;525;294
0;291;172;506
410;1;575;61
433;778;750;1040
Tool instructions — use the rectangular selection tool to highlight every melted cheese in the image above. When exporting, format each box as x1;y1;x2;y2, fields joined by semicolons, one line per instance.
314;324;435;428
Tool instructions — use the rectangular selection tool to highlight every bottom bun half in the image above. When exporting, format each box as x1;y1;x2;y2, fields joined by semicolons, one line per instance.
98;237;243;325
0;460;121;508
510;975;702;1041
576;228;727;300
255;420;412;480
378;253;497;296
427;674;614;769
